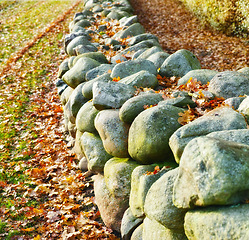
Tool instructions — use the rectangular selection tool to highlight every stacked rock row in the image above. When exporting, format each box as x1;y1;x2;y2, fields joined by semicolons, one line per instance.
56;0;249;239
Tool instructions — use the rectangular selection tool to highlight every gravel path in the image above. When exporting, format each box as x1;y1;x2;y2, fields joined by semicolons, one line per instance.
129;0;249;72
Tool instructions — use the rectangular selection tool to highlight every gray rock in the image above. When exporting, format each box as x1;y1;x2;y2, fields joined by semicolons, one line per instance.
207;129;249;145
63;83;88;124
60;86;74;105
73;52;109;65
238;96;249;123
82;73;112;99
119;70;158;89
223;96;246;110
92;81;135;110
159;49;201;77
56;79;68;96
104;157;139;197
81;132;112;173
94;109;130;157
111;59;157;79
92;4;103;13
146;51;170;69
208;71;249;99
132;48;149;60
85;64;114;81
62;57;101;88
158;97;196;109
66;36;91;56
177;69;218;86
121;208;143;240
119;15;138;26
68;56;76;69
64;32;91;52
238;66;249;76
93;174;129;232
107;9;130;20
111;39;161;64
142;217;187;240
113;23;145;39
128;104;184;164
105;38;120;46
74;19;91;28
78;157;88;171
74;44;98;55
130;165;174;218
137;46;163;59
119;93;164;124
184;204;249;240
144;168;187;230
127;33;159;46
131;223;143;240
58;58;69;78
169;107;247;163
173;136;249;208
75;101;99;133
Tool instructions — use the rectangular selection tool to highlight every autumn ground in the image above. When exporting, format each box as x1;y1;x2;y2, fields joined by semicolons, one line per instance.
0;1;118;239
0;0;249;239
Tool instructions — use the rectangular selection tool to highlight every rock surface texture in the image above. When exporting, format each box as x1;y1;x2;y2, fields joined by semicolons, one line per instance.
56;0;249;239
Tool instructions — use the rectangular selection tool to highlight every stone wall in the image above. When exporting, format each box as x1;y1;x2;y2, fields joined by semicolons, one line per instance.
56;0;249;239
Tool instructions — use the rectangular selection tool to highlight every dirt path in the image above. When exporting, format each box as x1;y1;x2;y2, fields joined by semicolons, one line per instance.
129;0;249;72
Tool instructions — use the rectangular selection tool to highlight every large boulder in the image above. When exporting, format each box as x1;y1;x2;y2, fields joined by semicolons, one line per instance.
130;165;175;218
208;71;249;99
131;223;143;240
121;208;143;240
93;174;128;232
66;35;91;56
119;93;164;124
63;83;88;124
111;59;157;79
184;204;249;240
92;81;136;110
144;168;188;231
142;217;187;240
127;33;159;46
81;132;112;173
223;96;246;110
159;49;201;78
73;52;109;65
62;57;101;88
95;109;130;157
177;69;218;86
137;46;163;59
169;107;247;163
58;59;69;78
82;73;112;99
128;104;184;164
173;136;249;209
207;129;249;146
104;157;139;195
75;101;100;134
119;70;158;89
60;86;74;106
85;64;114;81
111;39;161;64
113;23;145;39
146;51;170;69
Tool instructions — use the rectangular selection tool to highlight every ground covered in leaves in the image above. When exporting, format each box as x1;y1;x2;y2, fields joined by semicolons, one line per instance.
0;0;249;239
129;0;249;71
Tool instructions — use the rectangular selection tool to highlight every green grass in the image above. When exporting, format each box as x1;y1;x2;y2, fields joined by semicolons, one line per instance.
0;1;82;237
